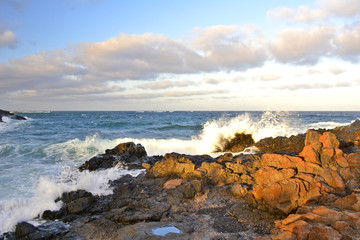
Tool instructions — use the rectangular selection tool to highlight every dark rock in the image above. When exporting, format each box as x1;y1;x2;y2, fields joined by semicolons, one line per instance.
79;142;147;171
214;133;255;153
15;222;37;238
61;190;92;203
0;109;26;122
255;134;305;154
66;196;94;214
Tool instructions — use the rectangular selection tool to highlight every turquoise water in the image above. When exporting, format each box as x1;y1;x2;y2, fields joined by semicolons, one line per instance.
0;111;359;233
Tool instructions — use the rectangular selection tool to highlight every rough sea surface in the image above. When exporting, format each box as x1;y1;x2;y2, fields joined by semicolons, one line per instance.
0;111;359;233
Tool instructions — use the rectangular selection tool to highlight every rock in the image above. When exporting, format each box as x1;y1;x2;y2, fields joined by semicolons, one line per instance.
0;109;26;122
79;142;147;171
214;133;255;153
15;222;37;238
147;153;198;178
255;134;305;155
308;225;341;240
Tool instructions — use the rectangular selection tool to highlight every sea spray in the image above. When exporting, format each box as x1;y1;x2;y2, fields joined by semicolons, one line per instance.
0;167;144;234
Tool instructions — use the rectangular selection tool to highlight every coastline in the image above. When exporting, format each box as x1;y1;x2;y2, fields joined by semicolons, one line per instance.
2;120;360;239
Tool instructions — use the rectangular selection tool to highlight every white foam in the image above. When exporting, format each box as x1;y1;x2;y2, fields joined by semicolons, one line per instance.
40;111;300;158
308;121;350;129
0;167;144;234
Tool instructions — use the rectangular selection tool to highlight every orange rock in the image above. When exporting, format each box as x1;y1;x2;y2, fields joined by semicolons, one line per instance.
343;211;360;230
163;179;183;189
321;147;336;166
299;145;321;164
335;156;349;168
334;193;359;210
320;132;340;148
305;130;322;146
311;206;342;223
291;220;312;240
331;221;352;235
318;168;345;193
308;225;341;240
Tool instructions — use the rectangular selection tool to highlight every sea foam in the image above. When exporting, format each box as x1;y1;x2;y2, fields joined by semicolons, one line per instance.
0;167;144;234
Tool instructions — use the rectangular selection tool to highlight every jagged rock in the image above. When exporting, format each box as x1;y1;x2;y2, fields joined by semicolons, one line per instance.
79;142;147;171
253;131;349;214
255;134;305;155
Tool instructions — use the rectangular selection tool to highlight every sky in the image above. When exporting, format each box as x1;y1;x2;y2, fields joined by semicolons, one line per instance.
1;0;360;111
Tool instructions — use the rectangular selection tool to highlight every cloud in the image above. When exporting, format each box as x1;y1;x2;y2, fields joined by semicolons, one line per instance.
137;80;194;90
189;25;268;70
269;26;335;64
202;76;221;85
318;0;360;18
333;23;360;61
268;0;360;23
267;6;327;23
73;33;213;81
328;67;345;75
0;28;17;48
276;81;354;90
254;74;282;81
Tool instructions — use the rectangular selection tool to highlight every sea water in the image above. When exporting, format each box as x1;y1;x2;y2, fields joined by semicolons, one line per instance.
0;111;359;233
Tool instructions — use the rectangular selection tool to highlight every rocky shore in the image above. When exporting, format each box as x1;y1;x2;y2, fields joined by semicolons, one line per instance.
2;120;360;240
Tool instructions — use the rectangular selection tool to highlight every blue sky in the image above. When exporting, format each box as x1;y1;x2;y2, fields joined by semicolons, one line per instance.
1;0;360;111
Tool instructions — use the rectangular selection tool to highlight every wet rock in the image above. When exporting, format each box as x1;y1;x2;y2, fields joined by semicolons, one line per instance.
214;133;255;153
15;222;38;238
0;109;26;122
79;142;147;171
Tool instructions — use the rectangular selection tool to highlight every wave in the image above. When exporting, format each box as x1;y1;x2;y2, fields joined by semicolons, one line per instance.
0;167;144;234
308;121;351;129
39;112;301;158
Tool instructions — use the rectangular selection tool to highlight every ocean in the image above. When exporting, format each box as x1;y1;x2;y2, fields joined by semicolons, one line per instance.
0;111;359;233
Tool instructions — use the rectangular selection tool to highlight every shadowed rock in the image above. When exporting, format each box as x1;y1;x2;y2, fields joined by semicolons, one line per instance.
0;109;26;122
214;132;255;153
79;142;147;171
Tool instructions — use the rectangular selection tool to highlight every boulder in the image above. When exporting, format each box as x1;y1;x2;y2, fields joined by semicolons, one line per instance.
15;222;37;238
214;133;255;153
79;142;147;171
255;134;305;155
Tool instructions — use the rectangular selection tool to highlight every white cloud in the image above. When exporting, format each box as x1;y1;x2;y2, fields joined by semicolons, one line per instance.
189;25;268;70
318;0;360;18
328;67;345;75
333;23;360;61
269;26;335;64
255;74;282;81
0;28;17;48
267;6;327;23
268;0;360;23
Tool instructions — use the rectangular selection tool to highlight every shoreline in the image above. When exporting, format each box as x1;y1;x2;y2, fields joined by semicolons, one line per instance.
2;120;360;239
